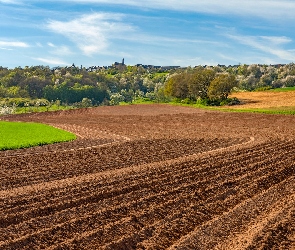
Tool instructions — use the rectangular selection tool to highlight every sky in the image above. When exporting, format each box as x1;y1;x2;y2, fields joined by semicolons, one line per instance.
1;0;295;68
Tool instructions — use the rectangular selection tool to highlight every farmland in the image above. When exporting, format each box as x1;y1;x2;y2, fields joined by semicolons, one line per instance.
229;89;295;110
1;104;295;249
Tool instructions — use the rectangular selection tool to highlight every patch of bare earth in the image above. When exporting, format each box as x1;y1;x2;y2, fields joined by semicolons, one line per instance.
1;104;295;249
229;91;295;109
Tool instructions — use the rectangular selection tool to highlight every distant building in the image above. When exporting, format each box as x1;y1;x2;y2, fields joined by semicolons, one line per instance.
160;66;180;70
113;58;126;70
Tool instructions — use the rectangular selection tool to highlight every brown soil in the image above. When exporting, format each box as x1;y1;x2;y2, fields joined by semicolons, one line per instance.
1;104;295;249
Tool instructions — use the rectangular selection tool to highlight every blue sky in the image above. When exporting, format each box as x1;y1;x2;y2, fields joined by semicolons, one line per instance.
1;0;295;68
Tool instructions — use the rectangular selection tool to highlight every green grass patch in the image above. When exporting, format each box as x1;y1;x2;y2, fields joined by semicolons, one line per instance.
269;87;295;92
159;101;295;115
0;121;76;150
132;98;155;104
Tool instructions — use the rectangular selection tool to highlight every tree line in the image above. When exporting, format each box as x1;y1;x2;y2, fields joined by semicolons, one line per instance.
1;63;295;109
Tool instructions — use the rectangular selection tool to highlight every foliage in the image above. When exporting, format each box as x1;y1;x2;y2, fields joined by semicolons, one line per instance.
0;104;16;115
120;89;134;103
164;69;238;105
220;97;240;106
254;86;273;92
188;69;215;100
164;68;216;101
164;72;189;99
208;74;238;100
0;98;49;108
44;84;109;104
1;63;295;110
110;93;124;105
81;98;92;107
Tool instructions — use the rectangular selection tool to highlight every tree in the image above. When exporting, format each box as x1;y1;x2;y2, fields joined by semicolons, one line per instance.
164;72;189;99
283;75;295;87
20;76;50;98
188;69;215;100
247;64;262;78
237;64;248;76
208;74;237;100
120;89;134;103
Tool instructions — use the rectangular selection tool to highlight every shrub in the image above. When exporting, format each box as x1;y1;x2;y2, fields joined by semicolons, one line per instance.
81;98;92;107
181;98;194;104
110;93;124;106
220;97;240;106
0;105;16;115
254;86;272;92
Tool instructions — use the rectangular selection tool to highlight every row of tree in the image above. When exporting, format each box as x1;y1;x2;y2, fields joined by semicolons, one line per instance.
1;63;295;107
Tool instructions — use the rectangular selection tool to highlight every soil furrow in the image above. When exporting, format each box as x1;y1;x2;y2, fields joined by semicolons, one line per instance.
2;105;295;249
2;145;293;248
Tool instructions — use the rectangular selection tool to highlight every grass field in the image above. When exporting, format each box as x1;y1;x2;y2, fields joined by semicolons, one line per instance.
0;121;76;150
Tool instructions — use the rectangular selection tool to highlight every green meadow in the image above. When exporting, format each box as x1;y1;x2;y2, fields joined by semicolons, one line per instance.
0;121;76;150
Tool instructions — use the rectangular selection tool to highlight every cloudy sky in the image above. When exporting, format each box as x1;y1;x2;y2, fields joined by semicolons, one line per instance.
1;0;295;68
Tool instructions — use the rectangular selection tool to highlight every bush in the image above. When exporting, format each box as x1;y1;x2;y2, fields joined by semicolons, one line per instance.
196;98;210;106
145;92;156;101
272;79;284;88
181;98;194;104
254;86;272;91
81;98;92;107
284;75;295;87
110;93;124;106
220;97;240;106
196;97;240;106
0;105;16;115
0;98;50;108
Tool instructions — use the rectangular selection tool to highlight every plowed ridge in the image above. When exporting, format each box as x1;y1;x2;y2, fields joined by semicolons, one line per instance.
1;104;295;249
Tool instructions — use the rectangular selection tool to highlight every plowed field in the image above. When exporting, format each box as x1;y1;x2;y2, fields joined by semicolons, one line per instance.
1;104;295;249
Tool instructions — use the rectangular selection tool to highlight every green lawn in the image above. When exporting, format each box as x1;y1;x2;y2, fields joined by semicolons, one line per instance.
269;86;295;92
0;121;76;150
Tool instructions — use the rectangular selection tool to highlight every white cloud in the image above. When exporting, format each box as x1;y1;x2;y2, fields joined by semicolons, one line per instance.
0;47;13;50
33;57;69;65
0;41;29;48
0;0;20;4
51;0;295;20
47;42;55;47
227;34;295;61
260;36;292;45
46;13;134;56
